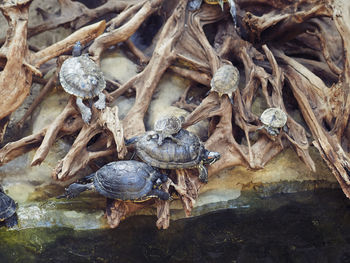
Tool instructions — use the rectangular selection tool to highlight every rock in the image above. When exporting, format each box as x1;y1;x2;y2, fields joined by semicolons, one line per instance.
28;0;73;49
100;48;139;84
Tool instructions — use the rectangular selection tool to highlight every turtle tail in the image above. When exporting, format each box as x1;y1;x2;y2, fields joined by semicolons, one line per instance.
57;183;93;199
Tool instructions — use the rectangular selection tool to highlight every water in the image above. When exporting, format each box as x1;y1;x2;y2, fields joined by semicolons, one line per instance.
1;188;349;263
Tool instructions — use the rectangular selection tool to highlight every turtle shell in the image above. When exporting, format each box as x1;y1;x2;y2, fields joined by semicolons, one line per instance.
0;192;16;221
260;108;287;128
135;129;205;169
154;116;182;134
204;0;228;4
92;160;159;201
210;64;239;95
59;55;106;99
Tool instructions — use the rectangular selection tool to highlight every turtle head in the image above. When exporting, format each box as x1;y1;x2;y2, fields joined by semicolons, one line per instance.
72;41;83;57
203;150;221;165
57;183;89;199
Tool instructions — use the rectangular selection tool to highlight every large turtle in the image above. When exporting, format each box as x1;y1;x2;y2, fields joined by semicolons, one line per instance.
188;0;237;27
58;160;170;202
59;41;106;123
210;64;239;104
259;108;288;136
153;115;184;146
126;129;221;183
0;186;17;228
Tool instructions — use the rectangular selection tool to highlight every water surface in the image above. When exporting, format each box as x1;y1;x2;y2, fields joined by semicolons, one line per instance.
1;188;350;263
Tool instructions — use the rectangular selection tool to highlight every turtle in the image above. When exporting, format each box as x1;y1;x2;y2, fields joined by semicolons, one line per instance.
0;186;18;228
188;0;237;27
57;160;170;202
126;129;221;183
259;107;288;136
210;64;240;104
153;115;185;146
59;41;106;123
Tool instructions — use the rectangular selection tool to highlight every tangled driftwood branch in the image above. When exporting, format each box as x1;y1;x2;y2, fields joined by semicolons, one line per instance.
1;0;350;228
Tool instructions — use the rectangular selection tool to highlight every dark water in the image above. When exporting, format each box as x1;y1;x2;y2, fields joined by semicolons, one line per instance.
1;189;350;263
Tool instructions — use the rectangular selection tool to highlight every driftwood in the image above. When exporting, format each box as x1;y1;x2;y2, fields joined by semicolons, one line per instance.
1;0;350;228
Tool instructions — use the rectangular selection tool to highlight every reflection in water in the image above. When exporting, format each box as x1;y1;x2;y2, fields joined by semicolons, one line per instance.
0;189;350;262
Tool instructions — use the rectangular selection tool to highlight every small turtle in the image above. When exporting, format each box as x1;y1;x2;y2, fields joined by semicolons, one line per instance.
126;129;221;183
259;108;287;136
59;41;106;123
154;115;184;146
0;186;17;228
58;160;169;202
210;64;240;104
188;0;237;27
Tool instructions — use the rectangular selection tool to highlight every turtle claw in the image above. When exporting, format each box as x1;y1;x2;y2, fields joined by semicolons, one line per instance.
198;162;208;183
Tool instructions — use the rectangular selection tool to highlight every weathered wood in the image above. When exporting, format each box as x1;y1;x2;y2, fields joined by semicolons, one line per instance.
1;0;350;229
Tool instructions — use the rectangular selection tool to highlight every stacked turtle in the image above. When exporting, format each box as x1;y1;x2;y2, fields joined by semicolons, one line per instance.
153;115;184;146
60;115;220;204
125;115;221;183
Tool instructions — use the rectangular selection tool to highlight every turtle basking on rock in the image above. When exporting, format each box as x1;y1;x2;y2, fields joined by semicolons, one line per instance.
210;64;240;104
126;129;220;183
59;41;106;123
153;115;185;146
259;107;288;136
58;160;170;202
188;0;237;27
0;186;18;228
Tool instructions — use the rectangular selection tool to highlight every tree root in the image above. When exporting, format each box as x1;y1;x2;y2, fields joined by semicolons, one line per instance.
1;0;350;228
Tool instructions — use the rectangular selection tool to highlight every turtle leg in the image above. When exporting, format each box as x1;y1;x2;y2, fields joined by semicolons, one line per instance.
159;173;168;183
228;0;237;27
149;189;170;201
157;133;165;145
266;126;279;136
198;161;208;183
155;173;168;186
188;0;202;11
94;92;106;110
5;213;18;228
218;0;224;10
228;93;234;105
76;97;92;123
105;198;114;217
